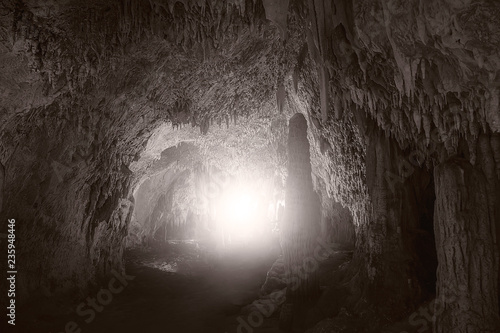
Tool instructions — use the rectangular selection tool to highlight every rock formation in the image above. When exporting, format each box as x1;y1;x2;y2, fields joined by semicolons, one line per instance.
0;0;499;332
280;113;321;330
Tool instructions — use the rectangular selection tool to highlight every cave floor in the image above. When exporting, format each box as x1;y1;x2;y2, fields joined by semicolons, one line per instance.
19;241;282;333
16;241;431;333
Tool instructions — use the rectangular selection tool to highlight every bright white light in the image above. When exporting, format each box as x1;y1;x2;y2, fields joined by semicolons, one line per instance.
217;182;260;243
227;193;255;223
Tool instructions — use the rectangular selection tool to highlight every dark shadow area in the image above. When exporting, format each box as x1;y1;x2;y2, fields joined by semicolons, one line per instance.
17;241;280;333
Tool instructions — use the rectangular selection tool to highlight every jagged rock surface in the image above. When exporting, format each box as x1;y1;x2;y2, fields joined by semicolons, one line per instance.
0;0;499;331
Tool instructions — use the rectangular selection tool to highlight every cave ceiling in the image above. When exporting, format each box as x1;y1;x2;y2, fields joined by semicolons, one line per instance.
0;0;499;213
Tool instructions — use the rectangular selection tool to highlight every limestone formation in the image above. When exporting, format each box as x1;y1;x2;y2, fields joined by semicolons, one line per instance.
280;113;321;330
0;0;499;332
434;159;499;333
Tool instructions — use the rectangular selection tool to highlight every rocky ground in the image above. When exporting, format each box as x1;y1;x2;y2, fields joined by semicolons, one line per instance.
14;241;437;333
16;241;280;333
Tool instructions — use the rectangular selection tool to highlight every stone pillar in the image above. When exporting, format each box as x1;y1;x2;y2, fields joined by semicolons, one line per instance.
280;113;321;331
433;158;500;332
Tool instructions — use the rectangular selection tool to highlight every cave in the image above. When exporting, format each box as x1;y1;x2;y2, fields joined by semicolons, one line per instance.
0;0;499;332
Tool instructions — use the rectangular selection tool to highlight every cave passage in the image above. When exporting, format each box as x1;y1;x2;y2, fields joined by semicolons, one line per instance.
1;0;500;333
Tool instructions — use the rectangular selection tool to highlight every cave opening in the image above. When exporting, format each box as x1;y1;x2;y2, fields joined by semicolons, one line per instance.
1;0;500;332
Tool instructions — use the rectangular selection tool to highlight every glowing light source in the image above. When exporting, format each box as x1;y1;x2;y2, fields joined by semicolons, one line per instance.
217;182;261;244
227;193;255;222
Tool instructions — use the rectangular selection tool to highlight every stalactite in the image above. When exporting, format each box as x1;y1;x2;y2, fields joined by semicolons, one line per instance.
423;113;431;146
413;108;422;134
276;80;285;113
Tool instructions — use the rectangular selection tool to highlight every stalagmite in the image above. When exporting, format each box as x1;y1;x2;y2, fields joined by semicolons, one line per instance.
280;113;320;331
413;108;422;134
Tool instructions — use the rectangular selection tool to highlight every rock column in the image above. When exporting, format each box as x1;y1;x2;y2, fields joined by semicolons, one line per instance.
280;113;321;331
433;158;500;332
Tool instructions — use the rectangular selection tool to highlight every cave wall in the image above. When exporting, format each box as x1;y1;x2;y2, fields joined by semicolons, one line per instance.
434;158;499;332
130;167;192;245
0;1;499;331
321;199;355;249
313;174;355;248
261;2;500;330
0;94;149;303
0;0;276;303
